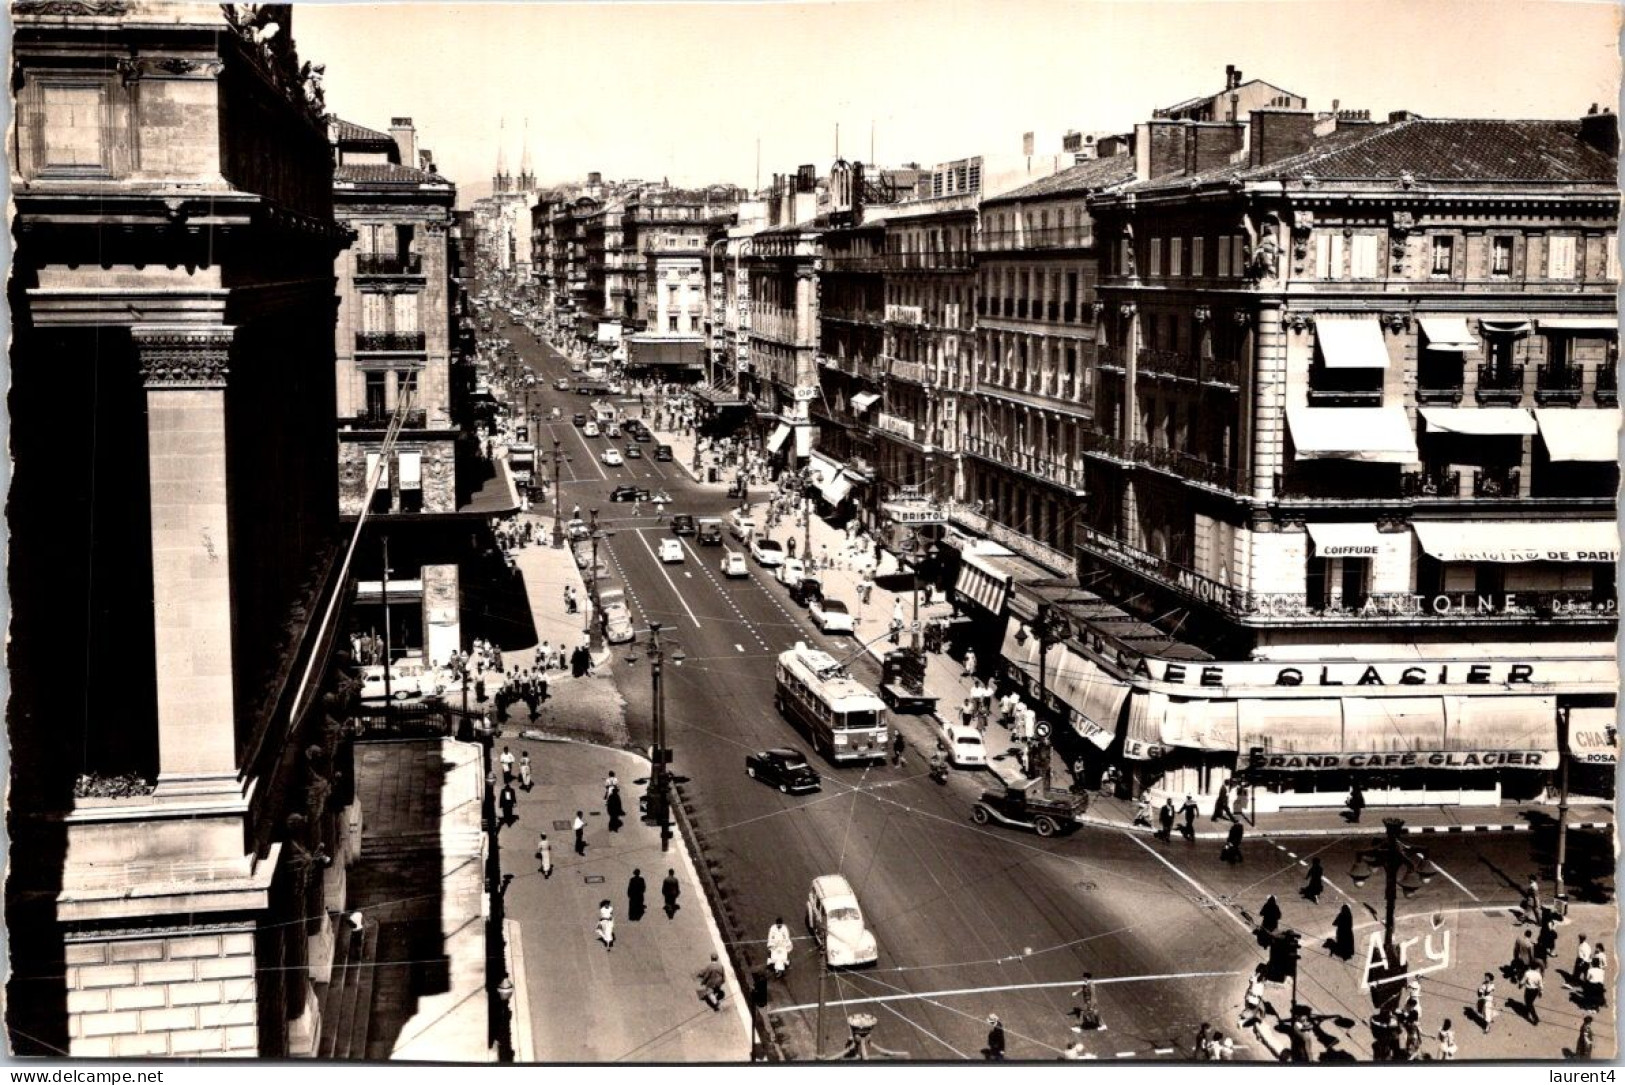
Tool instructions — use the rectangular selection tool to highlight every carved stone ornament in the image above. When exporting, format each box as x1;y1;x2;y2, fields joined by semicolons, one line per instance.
1391;210;1416;235
1231;309;1252;328
1089;301;1105;320
117;55;225;84
1384;312;1412;334
1118;302;1137;319
15;0;129;14
1193;306;1212;325
134;329;233;388
1286;312;1314;334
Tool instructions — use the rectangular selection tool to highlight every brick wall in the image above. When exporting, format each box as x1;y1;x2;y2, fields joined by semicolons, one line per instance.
65;930;258;1058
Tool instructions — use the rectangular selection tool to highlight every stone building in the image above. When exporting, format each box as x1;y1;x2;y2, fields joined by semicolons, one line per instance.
1070;108;1619;809
7;1;357;1057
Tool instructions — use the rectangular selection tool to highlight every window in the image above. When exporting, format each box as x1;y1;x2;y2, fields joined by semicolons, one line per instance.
1191;236;1204;277
35;83;107;171
1231;236;1247;277
1218;237;1232;278
1150;237;1163;277
1431;236;1454;276
1169;237;1183;277
1491;236;1514;276
365;372;386;417
1547;235;1577;280
668;314;679;332
1350;234;1380;280
1120;238;1133;275
1608;235;1620;282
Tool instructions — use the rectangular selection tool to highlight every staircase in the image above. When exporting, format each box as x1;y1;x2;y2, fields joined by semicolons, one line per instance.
317;919;380;1060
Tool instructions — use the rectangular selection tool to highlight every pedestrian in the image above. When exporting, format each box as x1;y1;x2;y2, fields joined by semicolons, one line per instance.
1133;795;1153;828
1221;818;1245;863
1437;1018;1458;1061
1288;1013;1314;1063
626;868;646;921
984;1014;1006;1060
1180;795;1199;840
1258;894;1282;935
767;917;792;978
1476;972;1498;1032
499;783;517;826
1067;973;1101;1031
519;751;533;791
962;648;977;678
1331;904;1356;961
1239;966;1266;1028
1522;964;1544;1024
573;810;586;855
1345;781;1366;822
605;786;625;832
1233;782;1249;822
1575;1015;1595;1059
1574;933;1593;984
697;953;726;1010
1401;997;1423;1059
500;746;516;783
662;868;681;918
1302;858;1325;904
1513;928;1537;982
535;832;552;878
1211;1032;1235;1061
595;900;615;951
891;730;906;767
1523;874;1544;924
1584;948;1607;1010
1209;781;1232;822
1536;910;1560;964
1158;798;1176;842
1193;1022;1212;1060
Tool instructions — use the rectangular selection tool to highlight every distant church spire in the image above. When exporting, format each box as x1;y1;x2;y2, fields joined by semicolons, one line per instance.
518;118;536;191
494;118;512;194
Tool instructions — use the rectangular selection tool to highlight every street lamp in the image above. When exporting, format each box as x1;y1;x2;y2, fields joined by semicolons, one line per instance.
584;508;609;650
548;439;571;548
627;621;686;851
1014;602;1072;791
1348;817;1438;959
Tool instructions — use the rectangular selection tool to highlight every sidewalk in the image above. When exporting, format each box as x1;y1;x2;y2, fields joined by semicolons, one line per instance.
497;739;752;1062
1244;901;1615;1061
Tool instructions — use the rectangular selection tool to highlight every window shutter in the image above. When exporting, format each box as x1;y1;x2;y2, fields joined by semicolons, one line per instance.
1547;235;1577;281
1150;237;1163;277
1314;234;1332;279
1218;237;1231;278
1191;236;1204;277
1351;235;1379;280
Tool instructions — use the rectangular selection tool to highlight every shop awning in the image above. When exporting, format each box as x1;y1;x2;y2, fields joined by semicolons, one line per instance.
1566;706;1618;765
1122;691;1168;760
1305;522;1387;559
1316;317;1391;369
1480;319;1533;336
365;451;389;490
1442;695;1559;769
1287;406;1418;464
999;615;1043;693
1238;699;1344;755
766;423;791;453
1412;520;1618;564
850;392;881;413
397;450;422;490
808;451;844;485
1045;645;1130;747
1418;316;1479;352
1341;697;1448;754
1419;407;1538;436
819;472;854;505
1159;698;1239;751
794;425;813;459
1539;318;1617;333
1536;409;1620;462
954;552;1012;615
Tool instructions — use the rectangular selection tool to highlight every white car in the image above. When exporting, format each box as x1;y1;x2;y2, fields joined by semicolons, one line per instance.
939;722;987;768
727;509;758;541
599;588;635;644
809;597;854;635
601;448;624;467
358;660;452;701
583;422;600;438
806;875;878;968
720;550;748;578
607;381;625;395
776;556;806;587
659;538;684;564
750;537;785;568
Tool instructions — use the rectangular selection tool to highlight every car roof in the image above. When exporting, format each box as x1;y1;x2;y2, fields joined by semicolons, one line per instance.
820;599;847;610
766;747;805;760
757;538;782;548
811;873;856;899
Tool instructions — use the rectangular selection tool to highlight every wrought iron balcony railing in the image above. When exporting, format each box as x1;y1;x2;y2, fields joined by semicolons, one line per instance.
1475;363;1525;404
1399;469;1463;498
356;253;423;276
1535;364;1584;405
356;331;427;352
1472;465;1521;499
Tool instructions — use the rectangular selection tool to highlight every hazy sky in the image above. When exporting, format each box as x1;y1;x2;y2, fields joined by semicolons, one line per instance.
297;0;1622;206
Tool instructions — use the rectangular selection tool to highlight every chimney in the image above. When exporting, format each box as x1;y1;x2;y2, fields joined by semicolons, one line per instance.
1580;105;1619;159
1224;63;1235;90
1388;110;1420;123
1097;133;1130;158
1249;109;1317;168
1186;122;1247;174
1135;120;1191;182
389;116;417;168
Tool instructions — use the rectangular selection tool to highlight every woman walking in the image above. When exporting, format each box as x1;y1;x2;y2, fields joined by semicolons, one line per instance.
1302;858;1325;904
595;900;616;951
1331;904;1356;961
1476;972;1498;1032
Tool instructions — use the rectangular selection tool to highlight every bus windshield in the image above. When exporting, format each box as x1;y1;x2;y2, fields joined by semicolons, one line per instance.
839;709;880;731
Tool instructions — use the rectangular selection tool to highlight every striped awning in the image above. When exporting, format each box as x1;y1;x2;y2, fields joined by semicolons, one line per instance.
954;552;1011;615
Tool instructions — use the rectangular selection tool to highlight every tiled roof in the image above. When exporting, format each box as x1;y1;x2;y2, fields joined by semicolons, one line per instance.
982;155;1136;205
1124;118;1616;196
331;117;395;147
334;162;451;186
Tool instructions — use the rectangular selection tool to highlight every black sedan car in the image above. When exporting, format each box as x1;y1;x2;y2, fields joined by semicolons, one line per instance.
631;428;652;443
572;413;588;427
610;485;652;503
745;748;821;794
671;514;697;536
624;444;642;459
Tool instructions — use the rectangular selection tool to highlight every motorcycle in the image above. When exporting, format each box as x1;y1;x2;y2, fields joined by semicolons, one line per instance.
929;756;949;785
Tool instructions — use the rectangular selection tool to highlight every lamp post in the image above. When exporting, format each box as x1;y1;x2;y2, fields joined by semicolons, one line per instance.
628;622;685;852
585;508;604;650
549;439;569;548
1348;816;1438;1041
1015;602;1071;791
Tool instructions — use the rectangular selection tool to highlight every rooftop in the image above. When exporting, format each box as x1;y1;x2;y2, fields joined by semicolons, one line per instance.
335;162;452;187
982;155;1137;205
330;117;397;150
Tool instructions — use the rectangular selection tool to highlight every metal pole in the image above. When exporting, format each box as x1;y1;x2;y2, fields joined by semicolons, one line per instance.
381;534;394;704
1037;608;1048;787
1383;826;1400;954
552;439;565;548
815;961;827;1060
1555;705;1571;906
588;509;602;651
803;476;812;574
651;622;671;852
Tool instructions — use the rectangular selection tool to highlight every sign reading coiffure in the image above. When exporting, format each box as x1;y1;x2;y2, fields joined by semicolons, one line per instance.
1249;749;1559;771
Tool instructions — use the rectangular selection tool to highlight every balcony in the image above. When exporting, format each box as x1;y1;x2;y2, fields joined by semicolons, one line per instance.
1475;362;1526;404
356;332;427;352
1535;363;1584;405
1471;465;1521;499
1399;468;1463;498
343;409;426;430
1096;345;1126;372
975;226;1097;252
1077;428;1131;460
1203;356;1242;388
1597;364;1618;405
1416;383;1465;405
356;253;423;276
963;434;1084;491
1138;347;1200;381
1128;441;1247;492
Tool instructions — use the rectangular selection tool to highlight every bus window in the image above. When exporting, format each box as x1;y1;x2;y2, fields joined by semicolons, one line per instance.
843;710;878;731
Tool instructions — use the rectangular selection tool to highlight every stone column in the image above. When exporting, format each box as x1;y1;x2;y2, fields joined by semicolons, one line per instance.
134;325;241;796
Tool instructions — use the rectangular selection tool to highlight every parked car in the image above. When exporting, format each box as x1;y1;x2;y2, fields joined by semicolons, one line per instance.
566;519;591;543
607;381;625;395
671;514;697;536
750;537;785;568
572;413;588;427
720;550;749;578
745;747;821;794
583;421;600;437
654;444;674;462
624;444;642;459
806;874;878;968
775;557;807;587
658;538;684;563
632;428;652;443
600;448;624;466
727;509;758;541
600;588;634;644
809;597;854;635
938;722;987;768
554;378;570;391
358;660;453;701
610;485;651;503
624;419;647;437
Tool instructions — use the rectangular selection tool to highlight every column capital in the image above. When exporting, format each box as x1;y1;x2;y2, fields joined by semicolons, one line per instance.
132;325;235;388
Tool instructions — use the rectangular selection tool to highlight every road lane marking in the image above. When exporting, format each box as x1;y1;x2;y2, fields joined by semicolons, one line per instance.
683;571;692;579
1422;854;1481;902
633;529;702;628
772;969;1244;1015
1124;831;1255;935
735;644;744;652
